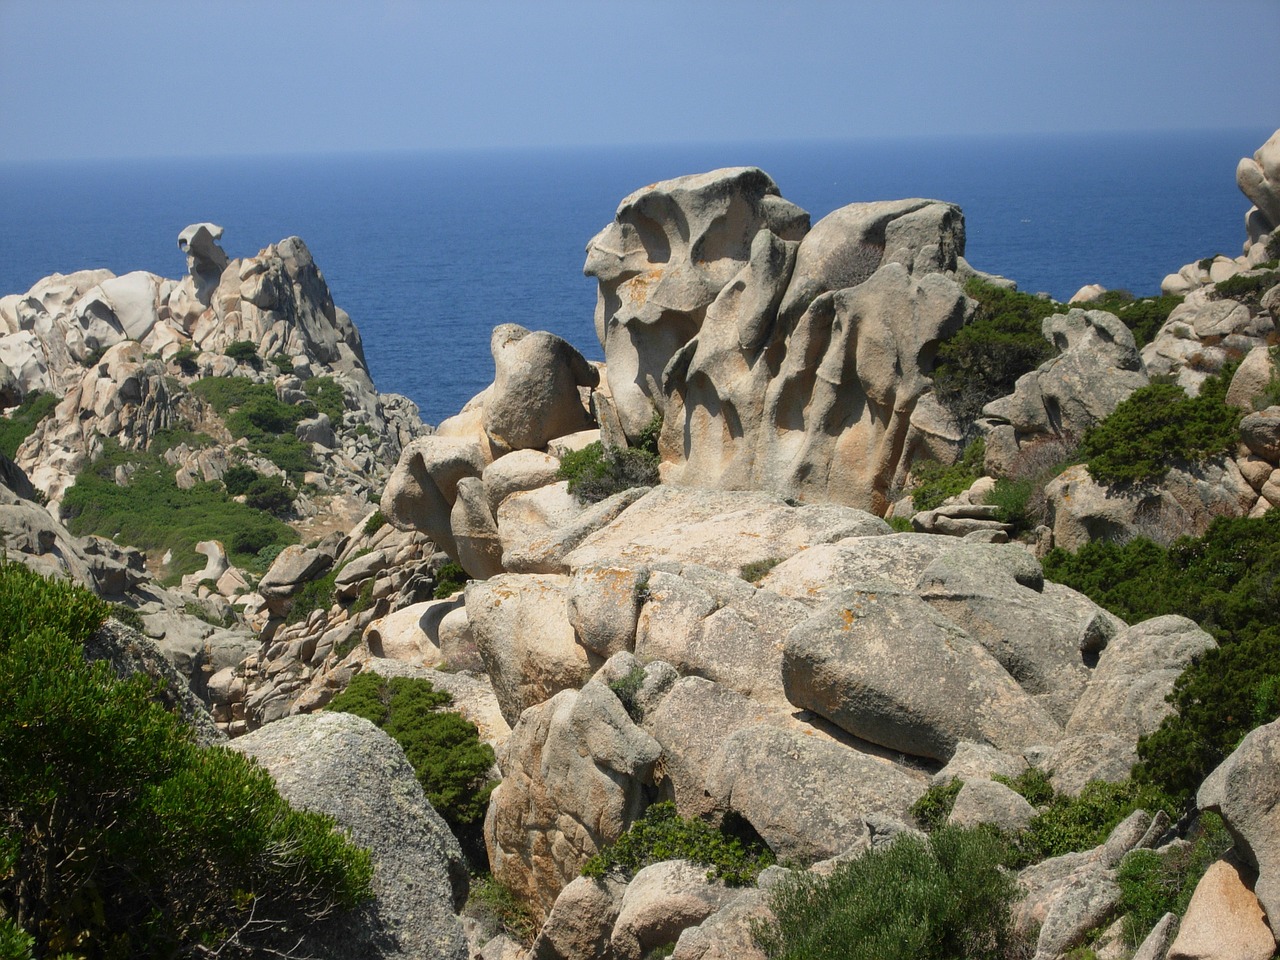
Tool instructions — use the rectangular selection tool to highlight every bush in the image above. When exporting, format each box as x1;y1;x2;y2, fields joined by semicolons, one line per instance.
910;779;964;832
756;825;1023;960
1213;269;1280;306
608;665;647;722
285;565;339;624
467;876;538;946
304;376;346;424
1014;779;1178;862
223;339;262;370
1088;293;1183;349
190;376;318;476
327;673;497;832
363;509;388;536
172;345;199;375
1078;366;1241;485
910;437;985;512
740;558;782;583
0;562;371;957
433;560;468;599
931;278;1059;427
557;441;659;504
242;474;295;516
582;802;774;886
985;476;1037;537
61;441;298;578
271;352;295;374
1044;509;1280;797
0;392;58;459
221;462;261;495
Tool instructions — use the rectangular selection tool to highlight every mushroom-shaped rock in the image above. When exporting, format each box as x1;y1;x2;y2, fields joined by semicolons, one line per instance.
178;222;230;279
609;860;737;960
230;711;469;960
482;324;598;454
783;589;1061;762
485;682;661;920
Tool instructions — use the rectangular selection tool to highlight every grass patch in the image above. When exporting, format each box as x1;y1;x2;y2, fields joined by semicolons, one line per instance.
467;875;538;946
0;392;58;459
740;558;782;583
582;801;774;886
190;375;318;477
61;440;298;578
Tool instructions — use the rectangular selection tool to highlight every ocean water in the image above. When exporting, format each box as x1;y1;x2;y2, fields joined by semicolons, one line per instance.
0;129;1268;425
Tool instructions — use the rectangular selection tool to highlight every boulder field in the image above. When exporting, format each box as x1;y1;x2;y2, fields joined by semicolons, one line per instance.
5;128;1280;960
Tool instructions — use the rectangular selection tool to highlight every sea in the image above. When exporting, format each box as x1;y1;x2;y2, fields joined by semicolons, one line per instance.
0;128;1270;426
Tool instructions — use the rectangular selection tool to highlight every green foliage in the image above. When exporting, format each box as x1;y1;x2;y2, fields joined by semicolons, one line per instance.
327;673;497;831
932;278;1059;427
634;410;663;456
223;339;261;370
433;560;468;599
108;603;145;632
985;475;1037;538
270;352;295;374
1079;366;1241;485
172;345;199;375
1043;508;1280;797
992;767;1055;807
190;376;318;476
557;441;659;505
241;474;295;516
304;376;346;424
467;876;538;946
1213;269;1280;306
1016;779;1178;862
220;462;260;495
0;562;371;958
363;509;387;536
0;392;58;459
285;565;339;625
1087;293;1183;349
740;558;782;583
910;779;964;832
756;825;1022;960
581;802;774;886
608;665;647;722
1116;812;1230;947
61;441;298;578
887;515;913;532
911;437;986;511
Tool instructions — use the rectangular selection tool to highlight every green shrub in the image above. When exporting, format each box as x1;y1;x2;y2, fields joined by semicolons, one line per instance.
1044;509;1280;797
756;825;1023;960
221;462;261;495
61;441;298;578
740;558;782;583
271;352;295;374
285;565;339;625
1116;812;1230;947
1213;269;1280;306
985;475;1036;537
304;376;346;423
0;562;371;957
1016;779;1178;862
634;410;663;455
557;441;659;504
190;376;318;476
363;508;388;536
608;665;647;722
242;474;295;516
223;339;262;370
1079;366;1241;485
433;560;468;599
910;779;964;832
887;515;913;532
172;345;199;375
0;392;58;459
583;802;774;886
108;603;146;632
467;876;538;946
327;673;497;832
910;437;986;511
992;767;1055;807
931;278;1059;427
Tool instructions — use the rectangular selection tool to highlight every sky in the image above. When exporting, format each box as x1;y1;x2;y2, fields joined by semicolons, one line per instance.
0;0;1276;163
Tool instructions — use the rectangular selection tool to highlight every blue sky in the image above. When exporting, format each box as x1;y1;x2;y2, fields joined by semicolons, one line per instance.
1;0;1276;162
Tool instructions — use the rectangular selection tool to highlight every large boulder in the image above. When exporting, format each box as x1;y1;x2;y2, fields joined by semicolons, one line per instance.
482;324;598;454
230;711;469;960
530;875;626;960
382;435;488;559
1237;129;1280;231
1166;856;1273;960
609;860;737;960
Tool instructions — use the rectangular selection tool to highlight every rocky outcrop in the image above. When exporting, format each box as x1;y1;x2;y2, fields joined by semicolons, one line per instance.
230;711;469;960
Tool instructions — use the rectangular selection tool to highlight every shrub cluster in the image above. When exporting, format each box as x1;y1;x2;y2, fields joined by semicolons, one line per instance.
931;278;1059;428
910;437;986;511
0;392;58;459
1043;508;1280;797
607;665;647;722
223;339;262;370
327;673;497;834
756;825;1024;960
433;560;469;599
557;440;659;504
1213;269;1280;306
190;376;319;476
61;440;298;579
909;778;964;832
0;562;371;957
1078;365;1241;485
582;802;774;887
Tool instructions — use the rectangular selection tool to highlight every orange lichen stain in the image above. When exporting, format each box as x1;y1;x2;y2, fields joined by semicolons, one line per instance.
620;267;662;306
840;608;856;630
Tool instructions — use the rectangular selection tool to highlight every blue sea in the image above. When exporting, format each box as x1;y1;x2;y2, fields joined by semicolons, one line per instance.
0;129;1269;426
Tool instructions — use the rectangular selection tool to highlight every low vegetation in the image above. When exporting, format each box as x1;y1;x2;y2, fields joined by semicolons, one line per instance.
558;440;659;504
756;825;1024;960
0;392;58;459
909;778;964;832
1085;291;1183;349
607;665;647;722
0;561;372;957
466;876;538;947
433;560;469;599
1003;776;1178;862
61;440;299;579
1078;365;1241;485
910;437;986;511
739;557;782;583
327;673;497;836
1212;268;1280;306
582;802;774;886
190;375;319;477
1044;508;1280;798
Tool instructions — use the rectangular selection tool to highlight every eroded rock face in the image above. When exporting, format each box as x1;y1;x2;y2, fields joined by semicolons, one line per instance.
483;324;598;455
585;168;972;514
1238;129;1280;233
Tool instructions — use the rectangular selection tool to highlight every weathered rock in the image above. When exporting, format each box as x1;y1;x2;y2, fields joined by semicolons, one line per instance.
947;779;1037;833
1132;913;1179;960
1241;407;1280;462
500;486;649;575
482;448;563;515
931;741;1027;786
1237;129;1280;230
257;543;334;610
465;573;590;726
1227;346;1279;411
451;476;504;580
530;875;626;960
758;532;949;604
1198;718;1280;937
705;724;926;864
563;486;888;574
482;324;598;454
610;860;737;960
783;589;1060;761
230;712;469;960
1167;856;1273;960
382;436;488;558
486;682;661;920
669;884;776;960
361;598;458;664
496;481;584;571
567;562;647;658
